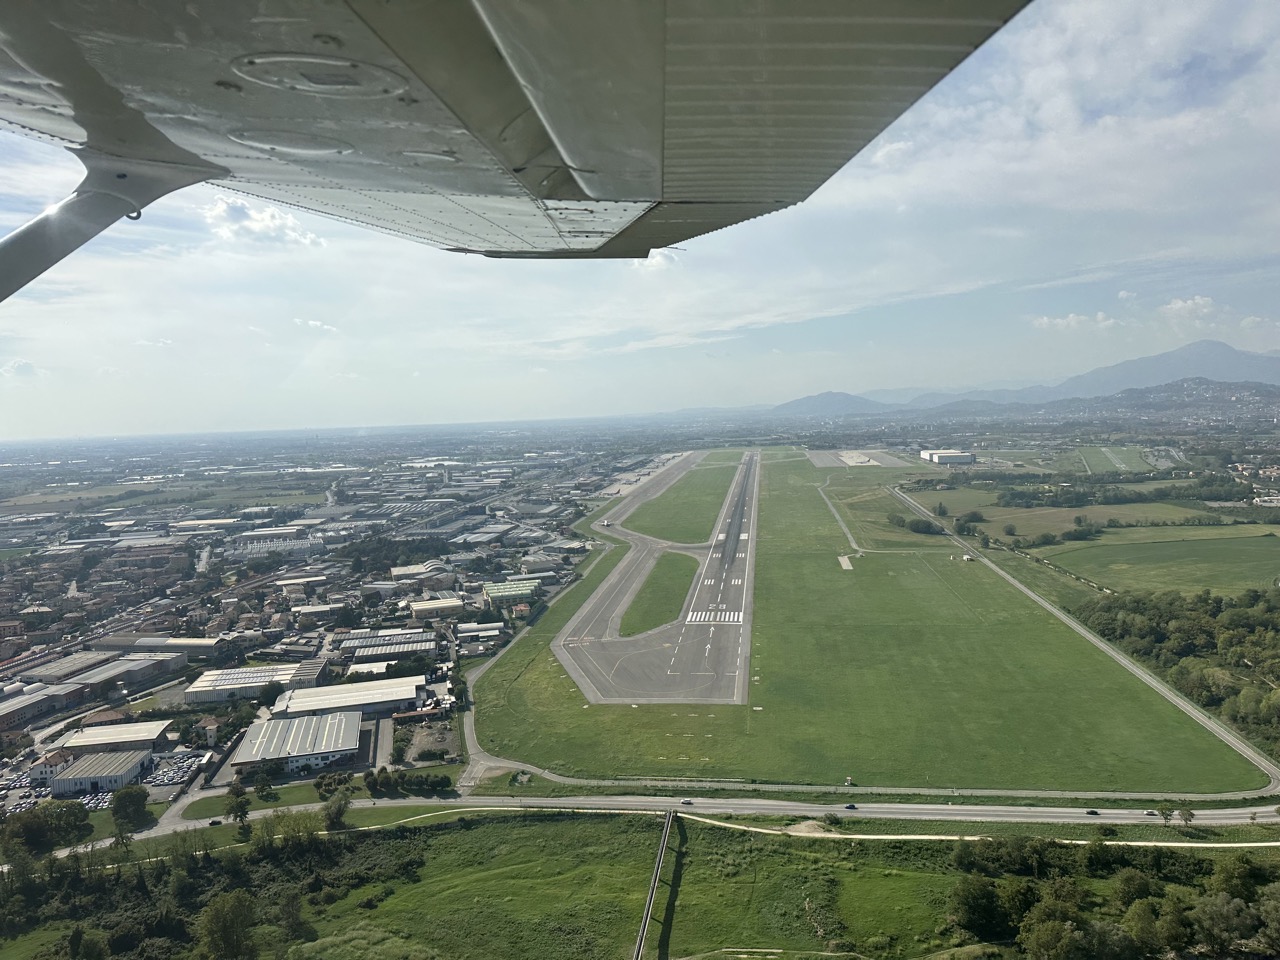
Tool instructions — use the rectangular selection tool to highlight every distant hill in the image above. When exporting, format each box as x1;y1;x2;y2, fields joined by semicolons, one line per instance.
907;340;1280;407
770;391;890;417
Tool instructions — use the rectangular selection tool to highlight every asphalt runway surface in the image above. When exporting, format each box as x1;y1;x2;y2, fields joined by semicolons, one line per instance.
554;451;758;704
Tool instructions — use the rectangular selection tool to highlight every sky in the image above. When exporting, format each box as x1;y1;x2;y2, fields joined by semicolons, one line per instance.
1;0;1279;440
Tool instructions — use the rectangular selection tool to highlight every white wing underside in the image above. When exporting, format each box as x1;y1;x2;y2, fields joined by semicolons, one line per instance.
0;0;1029;293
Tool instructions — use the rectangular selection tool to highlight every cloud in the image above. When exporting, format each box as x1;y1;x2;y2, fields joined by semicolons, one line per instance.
1118;289;1137;301
203;195;324;246
0;358;38;377
294;318;339;333
134;338;173;348
630;248;679;272
1156;295;1220;327
1032;311;1120;331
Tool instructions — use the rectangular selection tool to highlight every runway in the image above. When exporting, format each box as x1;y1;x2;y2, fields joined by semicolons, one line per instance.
554;451;759;704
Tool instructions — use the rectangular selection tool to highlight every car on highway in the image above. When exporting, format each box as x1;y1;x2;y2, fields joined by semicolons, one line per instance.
1085;809;1100;815
844;803;857;810
1144;810;1158;816
679;798;693;805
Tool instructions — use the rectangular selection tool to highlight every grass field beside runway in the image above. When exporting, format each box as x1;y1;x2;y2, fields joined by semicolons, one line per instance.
700;448;748;463
622;461;739;544
927;486;1221;541
475;453;1264;792
620;551;700;636
1040;533;1280;595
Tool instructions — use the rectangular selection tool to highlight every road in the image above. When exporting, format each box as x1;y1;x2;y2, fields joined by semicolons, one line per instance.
552;451;758;704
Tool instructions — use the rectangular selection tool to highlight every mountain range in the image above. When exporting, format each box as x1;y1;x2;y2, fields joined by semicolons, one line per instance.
773;340;1280;416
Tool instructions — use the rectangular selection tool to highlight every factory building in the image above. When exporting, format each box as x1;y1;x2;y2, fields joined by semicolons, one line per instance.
408;596;465;619
272;675;440;719
52;750;151;797
66;652;188;700
0;682;88;731
183;660;326;704
93;634;229;659
348;641;437;664
17;651;118;684
482;580;539;605
229;712;361;774
59;719;172;757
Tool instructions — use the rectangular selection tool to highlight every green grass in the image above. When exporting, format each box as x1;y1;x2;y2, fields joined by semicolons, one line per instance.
700;448;748;464
183;782;368;820
928;488;1220;541
655;818;956;958
620;551;700;636
301;814;660;960
1041;533;1280;595
475;453;1267;793
622;461;739;544
983;548;1103;612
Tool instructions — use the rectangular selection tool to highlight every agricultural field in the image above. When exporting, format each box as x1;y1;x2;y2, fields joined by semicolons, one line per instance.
1041;532;1280;595
0;476;326;514
619;551;700;636
622;460;738;544
926;487;1221;541
476;452;1265;792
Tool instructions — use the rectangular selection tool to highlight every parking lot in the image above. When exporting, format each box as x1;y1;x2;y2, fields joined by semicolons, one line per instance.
142;753;204;801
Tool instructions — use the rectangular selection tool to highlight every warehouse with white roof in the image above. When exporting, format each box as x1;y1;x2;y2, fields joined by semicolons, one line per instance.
59;720;171;757
271;676;439;718
230;712;361;774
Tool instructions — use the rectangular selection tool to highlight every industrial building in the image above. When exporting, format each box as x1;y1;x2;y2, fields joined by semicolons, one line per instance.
454;622;507;642
66;652;188;699
271;675;439;719
482;580;539;604
51;750;151;797
919;449;976;465
409;596;464;619
0;682;87;731
229;711;361;774
183;660;326;704
60;719;171;756
348;641;436;664
336;628;435;655
17;651;118;684
93;634;229;659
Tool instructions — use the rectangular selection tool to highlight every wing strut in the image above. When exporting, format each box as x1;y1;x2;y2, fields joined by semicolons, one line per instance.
0;151;222;303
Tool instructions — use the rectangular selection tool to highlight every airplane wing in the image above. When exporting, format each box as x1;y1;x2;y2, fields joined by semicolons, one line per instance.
0;0;1030;301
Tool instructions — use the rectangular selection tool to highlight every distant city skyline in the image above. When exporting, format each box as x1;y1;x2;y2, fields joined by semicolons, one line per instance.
2;0;1279;441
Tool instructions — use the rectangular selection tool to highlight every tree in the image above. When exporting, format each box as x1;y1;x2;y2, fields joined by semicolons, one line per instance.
258;680;285;707
935;502;949;517
110;785;149;832
1112;868;1158;908
225;792;251;825
41;800;90;845
198;889;258;960
949;874;1007;939
1190;892;1259;954
253;773;278;803
1177;807;1195;828
1003;523;1017;537
1156;806;1173;826
322;789;351;830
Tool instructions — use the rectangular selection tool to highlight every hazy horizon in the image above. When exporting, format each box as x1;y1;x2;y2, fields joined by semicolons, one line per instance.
2;0;1279;441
